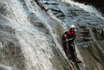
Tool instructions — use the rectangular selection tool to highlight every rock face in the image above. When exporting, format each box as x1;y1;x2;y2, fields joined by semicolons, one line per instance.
74;0;104;13
42;0;104;70
75;24;104;70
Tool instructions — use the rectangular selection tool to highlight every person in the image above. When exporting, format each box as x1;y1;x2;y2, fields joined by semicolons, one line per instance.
62;25;81;63
35;0;48;12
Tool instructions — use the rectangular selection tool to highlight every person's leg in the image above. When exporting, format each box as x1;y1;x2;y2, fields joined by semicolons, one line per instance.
70;46;81;63
69;46;76;61
62;42;68;56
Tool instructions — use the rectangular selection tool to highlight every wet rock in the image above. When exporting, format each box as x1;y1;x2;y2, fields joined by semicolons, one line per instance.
0;40;26;70
74;0;104;13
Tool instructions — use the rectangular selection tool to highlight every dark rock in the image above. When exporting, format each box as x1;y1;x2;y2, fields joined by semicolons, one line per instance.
74;0;104;13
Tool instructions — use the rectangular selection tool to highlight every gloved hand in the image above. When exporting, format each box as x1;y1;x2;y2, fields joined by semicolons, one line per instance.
66;39;69;42
69;38;73;41
66;38;73;42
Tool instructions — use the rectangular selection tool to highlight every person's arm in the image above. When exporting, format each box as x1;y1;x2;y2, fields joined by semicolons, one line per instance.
64;32;69;42
66;32;76;42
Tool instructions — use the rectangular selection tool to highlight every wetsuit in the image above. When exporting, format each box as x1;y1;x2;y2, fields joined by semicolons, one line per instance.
62;30;76;60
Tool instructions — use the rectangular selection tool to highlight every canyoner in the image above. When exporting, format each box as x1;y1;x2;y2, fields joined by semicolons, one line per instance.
62;25;81;63
0;0;104;70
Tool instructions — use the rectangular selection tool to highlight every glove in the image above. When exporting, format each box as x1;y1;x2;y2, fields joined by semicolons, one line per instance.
66;38;73;42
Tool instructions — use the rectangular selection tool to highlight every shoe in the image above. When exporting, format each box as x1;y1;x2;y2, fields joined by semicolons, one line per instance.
76;58;81;63
68;56;72;59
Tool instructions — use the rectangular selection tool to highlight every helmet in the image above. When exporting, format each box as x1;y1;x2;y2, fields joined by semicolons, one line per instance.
70;25;75;29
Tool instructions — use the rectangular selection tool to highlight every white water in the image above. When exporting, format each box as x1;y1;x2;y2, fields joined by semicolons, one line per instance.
0;0;104;70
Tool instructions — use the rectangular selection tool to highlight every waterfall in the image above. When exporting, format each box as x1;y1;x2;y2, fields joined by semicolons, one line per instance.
0;0;104;70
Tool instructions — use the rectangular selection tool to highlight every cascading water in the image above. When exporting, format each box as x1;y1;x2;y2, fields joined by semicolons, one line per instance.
0;0;69;70
0;0;104;70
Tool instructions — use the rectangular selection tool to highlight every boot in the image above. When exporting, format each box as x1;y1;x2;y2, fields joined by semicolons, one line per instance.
76;57;81;63
67;53;71;59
